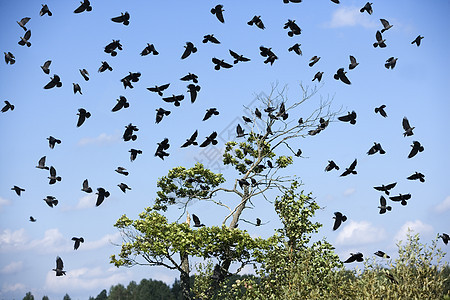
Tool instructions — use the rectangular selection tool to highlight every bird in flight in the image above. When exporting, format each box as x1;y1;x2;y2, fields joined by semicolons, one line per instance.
147;83;170;96
29;216;37;222
96;188;110;206
44;74;62;89
123;123;139;142
229;50;250;64
334;68;351;84
367;142;386;155
378;196;392;214
360;2;373;15
248;16;265;29
98;61;113;72
40;60;51;74
199;132;218;147
141;43;158;56
340;159;357;177
373;31;387;48
187;84;201;103
155;108;171;124
115;167;129;176
374;250;390;258
44;196;58;207
375;105;387;117
344;252;364;263
48;166;62;184
312;71;323;82
11;186;25;196
325;160;339;172
288;43;302;56
411;35;424;47
202;34;220;44
129;149;142;162
111;12;130;26
385;57;398;69
1;101;14;113
17;17;30;31
112;96;130;112
181;42;197;59
338;111;357;125
333;212;347;231
47;136;61;149
407;172;425;183
181;130;198;148
74;0;92;14
73;83;82;95
4;52;15;65
72;237;84;250
349;55;359;70
439;233;449;245
373;182;397;195
284;19;301;37
180;73;198;83
389;193;411;206
36;156;49;170
76;108;91;127
402;117;415;137
53;256;66;276
380;19;393;33
79;69;89;81
104;40;122;57
18;30;31;47
192;214;205;227
163;94;184;107
118;183;131;193
40;4;52;16
212;58;233;70
211;5;225;23
81;179;93;193
408;141;424;159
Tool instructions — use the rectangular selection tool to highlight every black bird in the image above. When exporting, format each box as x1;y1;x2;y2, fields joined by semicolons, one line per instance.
187;84;201;103
147;83;170;96
374;250;390;258
360;2;373;14
96;188;110;206
155;138;170;160
264;54;278;65
163;94;184;107
259;46;275;58
203;108;219;121
72;237;84;250
312;71;324;82
333;68;351;84
44;196;58;207
212;58;233;70
76;108;91;127
118;183;131;193
112;96;130;112
121;72;141;89
140;43;158;56
48;166;62;184
111;12;130;26
344;252;364;263
378;196;392;214
53;256;66;276
181;42;197;59
211;4;225;23
288;43;302;56
338;111;357;124
284;19;301;37
330;0;340;3
181;130;198;148
238;178;250;189
199;132;218;147
325;160;339;172
439;233;449;245
18;30;31;47
11;186;25;196
256;218;262;226
202;34;220;44
44;74;62;89
104;40;122;56
180;73;198;83
407;172;425;183
408;141;424;159
74;0;92;13
79;69;89;81
98;61;113;72
248;16;265;29
1;101;14;113
349;55;359;69
155;108;171;124
385;57;398;69
283;0;303;3
123;123;139;141
47;136;61;149
192;214;205;227
36;156;49;170
340;159;357;177
41;60;51;74
129;149;142;161
309;56;320;67
115;167;129;176
373;31;387;48
367;142;386;155
17;17;30;31
81;179;92;193
333;212;347;231
411;35;424;47
380;19;393;33
236;124;245;138
402;117;415;137
389;193;411;206
375;105;387;117
40;4;52;16
73;83;82;95
374;182;397;195
242;116;252;123
4;52;15;65
255;108;262;119
229;50;250;64
29;216;37;222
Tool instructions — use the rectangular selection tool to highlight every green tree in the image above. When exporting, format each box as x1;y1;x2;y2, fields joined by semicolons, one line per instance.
42;296;49;300
109;283;129;300
62;294;71;300
94;289;107;300
111;85;338;299
23;292;34;300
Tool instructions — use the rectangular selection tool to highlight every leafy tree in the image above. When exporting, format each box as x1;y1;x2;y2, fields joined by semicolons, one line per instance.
23;292;34;300
42;296;49;300
111;85;338;299
108;283;128;300
62;293;71;300
94;289;107;300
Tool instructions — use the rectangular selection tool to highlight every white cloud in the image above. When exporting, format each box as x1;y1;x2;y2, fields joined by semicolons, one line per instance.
0;197;11;212
82;232;121;251
0;228;28;251
0;261;23;274
62;194;96;211
434;196;450;213
1;282;25;293
343;188;356;196
78;133;120;146
336;220;386;246
394;220;433;242
326;7;378;28
44;266;131;293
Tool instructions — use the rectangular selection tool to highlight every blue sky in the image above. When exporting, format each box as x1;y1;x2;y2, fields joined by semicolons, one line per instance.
1;0;449;299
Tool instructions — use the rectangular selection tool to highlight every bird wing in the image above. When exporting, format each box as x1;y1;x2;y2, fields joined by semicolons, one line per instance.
181;47;191;59
338;114;352;122
221;61;233;68
50;166;56;177
349;55;356;64
380;19;389;28
192;214;200;225
229;49;239;59
339;72;351;84
408;147;418;158
111;100;123;112
376;30;382;42
111;15;124;22
402;117;411;130
56;256;63;269
386;182;397;189
333;217;342;230
349;159;357;169
380;196;387;206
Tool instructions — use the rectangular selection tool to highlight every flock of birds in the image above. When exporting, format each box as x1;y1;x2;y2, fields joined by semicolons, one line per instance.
2;1;448;280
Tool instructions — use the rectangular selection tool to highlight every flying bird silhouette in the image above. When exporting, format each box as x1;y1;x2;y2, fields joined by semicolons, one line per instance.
181;42;197;59
389;193;411;206
325;160;339;172
236;124;246;138
385;57;398;69
44;74;62;89
40;4;52;16
81;179;93;193
338;111;357;124
202;34;221;44
380;19;393;33
309;56;320;67
53;256;66;276
203;108;219;121
373;182;397;195
47;136;61;149
4;52;15;65
74;0;92;13
411;35;424;46
439;233;449;245
11;186;25;196
73;83;82;95
374;250;390;258
333;212;347;230
408;141;424;159
333;68;351;84
140;43;158;56
48;166;62;184
76;108;91;127
402;117;415;137
284;19;301;37
104;40;122;56
147;83;170;96
112;96;130;112
375;105;387;117
367;142;386;155
118;183;131;193
129;149;142;161
340;159;357;177
17;17;30;31
115;167;129;176
181;130;198;148
192;214;205;227
212;58;233;70
378;196;392;214
360;2;373;14
163;94;184;107
18;30;31;47
29;216;37;222
349;55;359;69
344;252;364;263
407;172;425;183
1;100;14;113
155;108;171;124
180;73;198;83
36;156;49;170
312;71;323;82
199;132;218;147
44;196;58;207
111;12;130;26
288;43;302;56
229;50;250;64
72;237;84;250
373;31;387;48
248;16;265;29
98;61;113;72
211;5;225;23
123;123;139;141
95;188;110;206
155;138;170;160
40;60;51;74
187;84;201;103
79;69;89;81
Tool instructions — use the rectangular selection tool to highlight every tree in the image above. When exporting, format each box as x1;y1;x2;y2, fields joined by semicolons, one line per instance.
63;293;71;300
23;292;34;300
109;283;129;300
111;85;338;299
94;289;107;300
42;296;49;300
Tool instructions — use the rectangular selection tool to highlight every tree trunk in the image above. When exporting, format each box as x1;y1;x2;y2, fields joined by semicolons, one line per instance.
180;252;191;300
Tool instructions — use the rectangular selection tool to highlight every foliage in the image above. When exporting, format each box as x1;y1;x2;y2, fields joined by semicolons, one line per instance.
62;293;71;300
22;292;34;300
